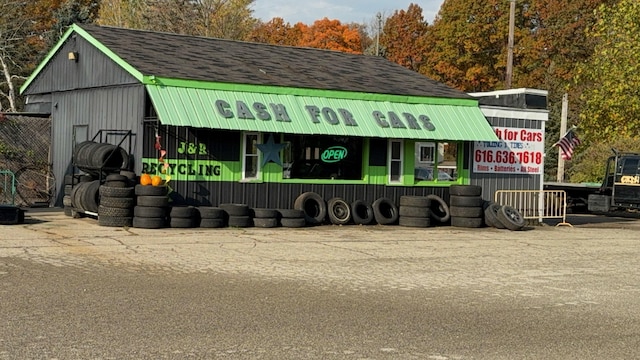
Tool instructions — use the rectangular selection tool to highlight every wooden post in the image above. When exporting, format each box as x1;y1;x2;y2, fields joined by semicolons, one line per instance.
556;93;568;182
506;0;516;89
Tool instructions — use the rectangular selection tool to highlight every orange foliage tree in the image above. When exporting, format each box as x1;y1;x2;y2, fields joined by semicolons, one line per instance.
298;18;363;54
379;4;429;72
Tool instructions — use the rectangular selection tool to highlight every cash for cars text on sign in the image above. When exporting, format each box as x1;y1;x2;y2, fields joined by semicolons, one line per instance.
473;127;544;175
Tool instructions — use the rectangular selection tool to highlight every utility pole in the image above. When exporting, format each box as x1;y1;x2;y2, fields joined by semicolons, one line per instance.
375;12;382;56
556;93;569;182
506;0;516;88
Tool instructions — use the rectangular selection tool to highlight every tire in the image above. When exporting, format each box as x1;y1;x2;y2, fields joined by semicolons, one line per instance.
451;216;484;228
496;205;526;231
278;209;305;218
228;215;252;227
449;185;482;197
200;218;225;228
170;206;197;218
63;195;72;207
253;217;278;228
427;194;450;224
399;216;431;228
484;203;506;229
99;185;134;198
82;180;101;213
450;206;483;218
220;203;250;217
106;174;127;182
64;185;73;195
351;200;374;225
294;192;327;225
64;206;73;217
399;205;431;218
198;207;224;219
98;215;133;227
372;197;399;225
100;196;134;209
450;195;483;208
134;206;166;218
133;216;166;229
327;197;351;225
280;217;306;228
252;208;279;218
136;195;168;207
135;184;168;196
70;183;82;209
104;180;128;188
170;217;196;228
399;196;431;207
98;205;133;218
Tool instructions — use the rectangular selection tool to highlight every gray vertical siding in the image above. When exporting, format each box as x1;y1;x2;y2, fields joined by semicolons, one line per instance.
51;85;145;205
470;109;548;202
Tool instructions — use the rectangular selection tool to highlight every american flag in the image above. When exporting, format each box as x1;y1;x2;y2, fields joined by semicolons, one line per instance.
554;128;581;160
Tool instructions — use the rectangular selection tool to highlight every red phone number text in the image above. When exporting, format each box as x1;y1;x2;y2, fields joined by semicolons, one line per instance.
475;150;542;165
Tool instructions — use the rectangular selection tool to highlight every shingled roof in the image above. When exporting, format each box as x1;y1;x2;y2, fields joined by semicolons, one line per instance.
77;24;471;100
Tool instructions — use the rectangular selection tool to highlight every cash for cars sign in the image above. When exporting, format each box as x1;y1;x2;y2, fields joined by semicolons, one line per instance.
473;127;544;175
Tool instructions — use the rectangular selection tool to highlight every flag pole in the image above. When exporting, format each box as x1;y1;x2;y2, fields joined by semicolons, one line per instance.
556;93;568;182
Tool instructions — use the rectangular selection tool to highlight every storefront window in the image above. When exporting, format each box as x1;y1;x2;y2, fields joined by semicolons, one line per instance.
414;141;458;182
389;140;403;183
283;135;363;180
243;132;259;179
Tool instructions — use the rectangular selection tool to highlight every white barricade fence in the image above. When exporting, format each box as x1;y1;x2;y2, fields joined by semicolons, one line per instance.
494;190;570;226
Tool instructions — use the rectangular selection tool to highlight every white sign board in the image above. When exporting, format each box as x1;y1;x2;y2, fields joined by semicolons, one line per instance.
473;127;544;175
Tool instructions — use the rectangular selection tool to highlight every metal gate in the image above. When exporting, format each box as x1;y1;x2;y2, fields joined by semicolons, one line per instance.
494;190;570;226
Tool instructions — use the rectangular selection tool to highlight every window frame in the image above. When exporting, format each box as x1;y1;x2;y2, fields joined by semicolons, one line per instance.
388;139;404;184
242;131;260;180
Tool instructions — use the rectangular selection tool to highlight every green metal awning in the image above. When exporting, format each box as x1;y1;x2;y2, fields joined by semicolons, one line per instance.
146;85;498;141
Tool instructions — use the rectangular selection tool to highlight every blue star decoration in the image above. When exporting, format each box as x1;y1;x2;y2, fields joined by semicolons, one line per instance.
257;134;287;167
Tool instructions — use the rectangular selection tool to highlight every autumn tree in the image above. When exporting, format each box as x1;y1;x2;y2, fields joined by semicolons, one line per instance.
246;17;299;46
298;18;362;54
574;0;640;144
380;4;428;72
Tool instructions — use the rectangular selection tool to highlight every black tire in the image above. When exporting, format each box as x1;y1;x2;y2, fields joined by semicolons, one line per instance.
98;205;133;218
100;196;134;209
220;203;250;217
293;192;327;225
399;196;431;207
134;206;166;218
399;205;431;218
98;215;133;227
399;216;431;228
70;183;82;209
64;206;73;217
496;205;526;231
99;185;134;198
170;206;197;218
120;170;136;180
252;208;279;218
451;216;484;228
64;185;73;195
169;217;196;228
228;215;252;227
136;195;168;207
133;216;166;229
372;197;399;225
280;217;306;228
253;217;278;228
200;218;225;228
104;180;128;188
484;203;506;229
278;209;305;218
351;200;374;225
106;174;128;182
327;197;351;225
135;184;168;196
427;194;450;224
82;180;101;213
450;195;484;207
450;206;483;218
63;195;72;207
449;185;482;197
198;207;224;219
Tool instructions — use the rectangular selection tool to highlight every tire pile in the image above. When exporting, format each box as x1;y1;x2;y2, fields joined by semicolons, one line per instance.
484;203;526;231
398;196;432;228
449;185;484;228
198;207;225;228
97;174;135;227
278;209;307;228
220;203;252;228
169;206;198;228
132;184;169;229
252;208;279;228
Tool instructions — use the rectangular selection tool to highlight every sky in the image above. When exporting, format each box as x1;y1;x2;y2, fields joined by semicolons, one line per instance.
251;0;445;26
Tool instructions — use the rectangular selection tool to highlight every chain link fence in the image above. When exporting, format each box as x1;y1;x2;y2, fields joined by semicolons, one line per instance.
0;114;53;207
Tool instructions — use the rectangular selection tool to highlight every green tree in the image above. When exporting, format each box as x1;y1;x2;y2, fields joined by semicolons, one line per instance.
575;0;640;144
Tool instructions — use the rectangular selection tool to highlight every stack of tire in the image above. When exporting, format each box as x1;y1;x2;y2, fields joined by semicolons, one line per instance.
97;174;135;227
398;195;432;228
449;185;485;228
70;179;100;215
198;207;225;228
484;202;526;231
132;183;169;229
327;197;352;225
73;141;130;178
372;197;399;225
220;203;252;228
277;209;306;228
63;174;93;217
168;205;198;228
252;208;279;228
